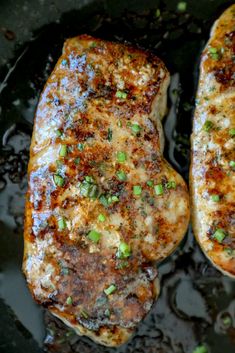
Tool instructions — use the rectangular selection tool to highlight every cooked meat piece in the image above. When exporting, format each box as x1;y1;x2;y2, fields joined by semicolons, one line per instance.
190;5;235;277
23;35;190;346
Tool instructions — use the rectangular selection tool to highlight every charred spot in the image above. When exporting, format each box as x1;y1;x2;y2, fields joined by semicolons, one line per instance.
43;292;59;307
73;127;95;141
125;293;139;301
223;237;235;249
92;83;114;99
60;280;69;288
61;197;77;209
225;30;235;53
214;66;235;87
205;165;225;181
209;105;217;115
33;197;43;211
144;132;153;141
151;152;159;161
144;160;160;173
106;177;126;195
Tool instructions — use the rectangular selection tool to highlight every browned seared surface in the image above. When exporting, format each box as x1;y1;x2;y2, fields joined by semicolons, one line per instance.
190;5;235;277
23;35;190;346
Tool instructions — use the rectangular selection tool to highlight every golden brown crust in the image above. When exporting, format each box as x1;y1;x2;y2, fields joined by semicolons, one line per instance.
190;5;235;277
23;35;190;346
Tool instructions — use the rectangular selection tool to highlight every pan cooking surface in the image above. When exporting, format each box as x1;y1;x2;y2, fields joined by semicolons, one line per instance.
0;1;235;352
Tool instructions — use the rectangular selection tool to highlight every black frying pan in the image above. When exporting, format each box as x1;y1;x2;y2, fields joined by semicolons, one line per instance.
0;1;235;353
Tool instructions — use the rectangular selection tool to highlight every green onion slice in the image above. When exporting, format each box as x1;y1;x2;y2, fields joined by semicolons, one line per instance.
88;230;101;243
154;184;164;195
104;284;116;295
133;185;142;196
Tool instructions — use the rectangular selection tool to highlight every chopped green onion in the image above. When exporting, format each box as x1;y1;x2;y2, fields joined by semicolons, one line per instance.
177;2;187;12
211;194;220;202
193;345;208;353
80;309;89;319
79;181;91;197
79;177;98;199
209;47;217;54
59;144;67;157
66;296;73;305
203;120;214;132
147;180;154;187
229;128;235;136
58;217;67;231
56;129;62;137
54;174;65;187
116;261;129;269
107;128;113;141
80;182;98;199
211;53;220;60
155;9;161;18
61;267;69;276
166;181;176;189
224;247;233;256
99;194;109;207
85;176;94;183
131;123;141;135
89;184;99;198
98;213;106;222
104;284;116;295
116;90;127;99
100;194;119;207
74;157;80;165
117;120;122;127
154;184;164;195
109;195;119;203
212;229;227;243
229;160;235;168
222;314;232;327
117;242;131;258
77;143;84;151
117;151;127;163
56;160;63;169
116;170;127;181
104;309;111;317
90;42;97;48
208;47;220;60
88;230;101;243
133;185;142;196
